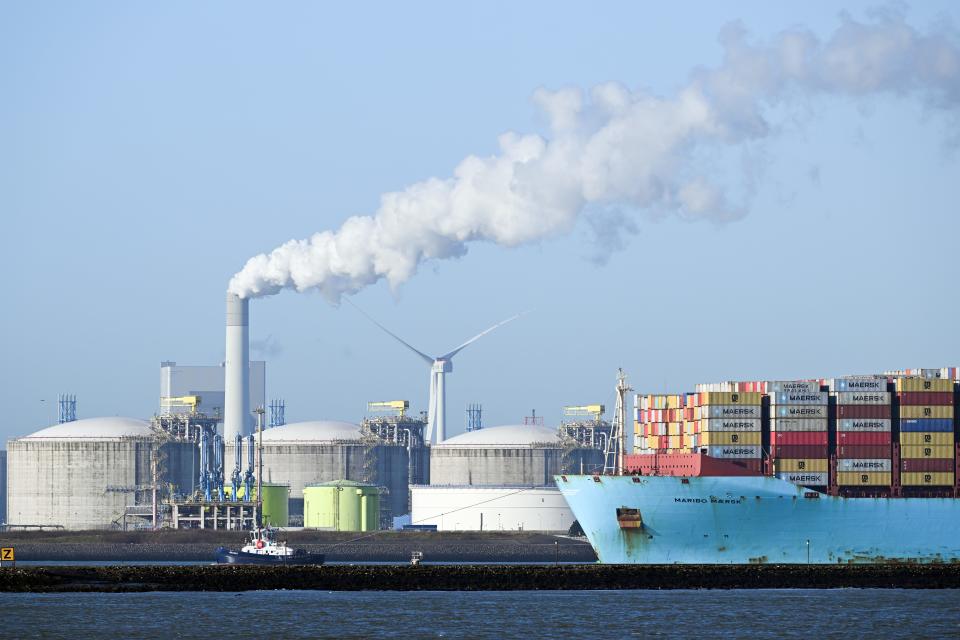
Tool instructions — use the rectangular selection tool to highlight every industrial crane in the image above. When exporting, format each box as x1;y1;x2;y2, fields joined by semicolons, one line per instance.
160;395;202;413
367;400;410;418
563;404;606;421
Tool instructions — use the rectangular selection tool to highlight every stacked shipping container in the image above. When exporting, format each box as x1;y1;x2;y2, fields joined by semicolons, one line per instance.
633;394;685;454
769;381;828;487
897;376;956;487
631;368;960;493
831;377;892;487
687;391;763;472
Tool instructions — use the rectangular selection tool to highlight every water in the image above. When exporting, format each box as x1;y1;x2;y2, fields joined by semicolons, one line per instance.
2;590;958;639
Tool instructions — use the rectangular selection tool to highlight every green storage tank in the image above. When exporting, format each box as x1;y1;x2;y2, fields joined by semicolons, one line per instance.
303;480;380;531
224;483;290;527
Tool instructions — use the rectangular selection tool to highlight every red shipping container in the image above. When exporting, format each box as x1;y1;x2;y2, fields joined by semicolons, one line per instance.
773;431;828;446
837;445;891;458
901;458;955;472
837;431;892;445
897;391;954;406
770;445;830;459
836;405;891;418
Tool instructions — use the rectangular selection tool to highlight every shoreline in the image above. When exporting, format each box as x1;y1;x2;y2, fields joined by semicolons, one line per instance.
2;564;959;592
0;531;597;563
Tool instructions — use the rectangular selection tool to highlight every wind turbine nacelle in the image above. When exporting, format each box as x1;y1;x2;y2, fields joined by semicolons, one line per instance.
433;359;452;373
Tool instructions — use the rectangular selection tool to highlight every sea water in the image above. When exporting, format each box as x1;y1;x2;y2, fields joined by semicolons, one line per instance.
2;589;958;639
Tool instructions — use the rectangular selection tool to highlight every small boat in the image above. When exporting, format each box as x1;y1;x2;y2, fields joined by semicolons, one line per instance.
215;527;325;565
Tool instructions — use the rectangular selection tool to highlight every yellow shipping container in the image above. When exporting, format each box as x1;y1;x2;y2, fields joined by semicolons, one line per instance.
901;445;955;459
902;472;955;486
668;435;683;450
774;458;829;473
837;472;892;486
645;435;659;450
698;431;761;446
698;392;762;406
899;405;954;419
896;377;954;393
667;422;683;436
900;432;955;446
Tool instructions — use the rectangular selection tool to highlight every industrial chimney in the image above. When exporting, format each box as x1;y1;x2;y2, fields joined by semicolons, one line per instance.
224;292;250;441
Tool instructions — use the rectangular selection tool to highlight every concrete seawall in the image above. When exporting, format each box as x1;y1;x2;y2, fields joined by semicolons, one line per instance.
2;564;959;592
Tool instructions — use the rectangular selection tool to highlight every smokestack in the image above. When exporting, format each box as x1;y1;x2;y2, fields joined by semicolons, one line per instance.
224;292;250;441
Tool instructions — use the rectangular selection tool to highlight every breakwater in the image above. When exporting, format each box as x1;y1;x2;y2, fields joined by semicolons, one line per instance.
3;564;959;592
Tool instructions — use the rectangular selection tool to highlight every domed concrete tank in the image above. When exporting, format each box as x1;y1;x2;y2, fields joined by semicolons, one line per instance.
6;417;197;530
429;424;604;486
303;480;380;531
226;421;408;520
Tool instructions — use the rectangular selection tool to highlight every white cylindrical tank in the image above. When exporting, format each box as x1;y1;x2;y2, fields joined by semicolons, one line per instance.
224;292;250;441
6;417;196;530
411;485;573;532
429;424;603;486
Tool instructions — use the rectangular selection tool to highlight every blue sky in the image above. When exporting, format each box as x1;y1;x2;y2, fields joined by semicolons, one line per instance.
2;2;959;440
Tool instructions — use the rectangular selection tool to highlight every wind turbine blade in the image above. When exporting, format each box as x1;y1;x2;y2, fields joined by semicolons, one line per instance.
344;298;435;365
439;311;528;360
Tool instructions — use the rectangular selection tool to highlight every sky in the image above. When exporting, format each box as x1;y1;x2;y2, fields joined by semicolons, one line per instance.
2;1;959;442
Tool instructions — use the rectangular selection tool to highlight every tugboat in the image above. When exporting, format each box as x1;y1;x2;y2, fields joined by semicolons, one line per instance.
215;409;324;565
215;526;325;565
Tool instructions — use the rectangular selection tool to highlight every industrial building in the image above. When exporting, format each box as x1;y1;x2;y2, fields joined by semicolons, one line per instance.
159;360;265;432
411;485;574;532
225;420;411;524
0;450;6;525
6;417;197;530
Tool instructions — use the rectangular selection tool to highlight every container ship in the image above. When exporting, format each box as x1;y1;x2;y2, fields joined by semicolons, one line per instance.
555;368;960;564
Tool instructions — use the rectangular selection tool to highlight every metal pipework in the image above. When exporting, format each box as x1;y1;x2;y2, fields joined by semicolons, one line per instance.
199;431;211;501
231;433;242;501
213;434;225;501
224;293;250;442
243;434;255;501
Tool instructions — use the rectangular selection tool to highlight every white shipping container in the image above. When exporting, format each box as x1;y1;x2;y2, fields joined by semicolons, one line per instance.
769;418;829;432
706;445;762;459
832;378;887;392
699;418;762;432
767;381;821;394
770;391;828;405
697;405;762;419
837;458;892;472
695;382;737;392
776;472;828;486
774;405;827;419
837;418;892;432
836;392;891;405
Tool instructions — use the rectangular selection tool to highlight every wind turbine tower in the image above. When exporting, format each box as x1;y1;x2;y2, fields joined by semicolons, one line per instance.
348;301;522;444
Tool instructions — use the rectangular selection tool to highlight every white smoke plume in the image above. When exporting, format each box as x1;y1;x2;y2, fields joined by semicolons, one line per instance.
229;11;960;300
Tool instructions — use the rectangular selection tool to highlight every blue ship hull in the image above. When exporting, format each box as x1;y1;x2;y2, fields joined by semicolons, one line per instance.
555;474;960;564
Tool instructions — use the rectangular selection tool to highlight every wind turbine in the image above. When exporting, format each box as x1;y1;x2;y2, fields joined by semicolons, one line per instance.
346;300;523;444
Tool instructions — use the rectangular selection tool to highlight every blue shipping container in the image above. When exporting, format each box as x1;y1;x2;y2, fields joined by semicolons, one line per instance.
899;418;953;432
